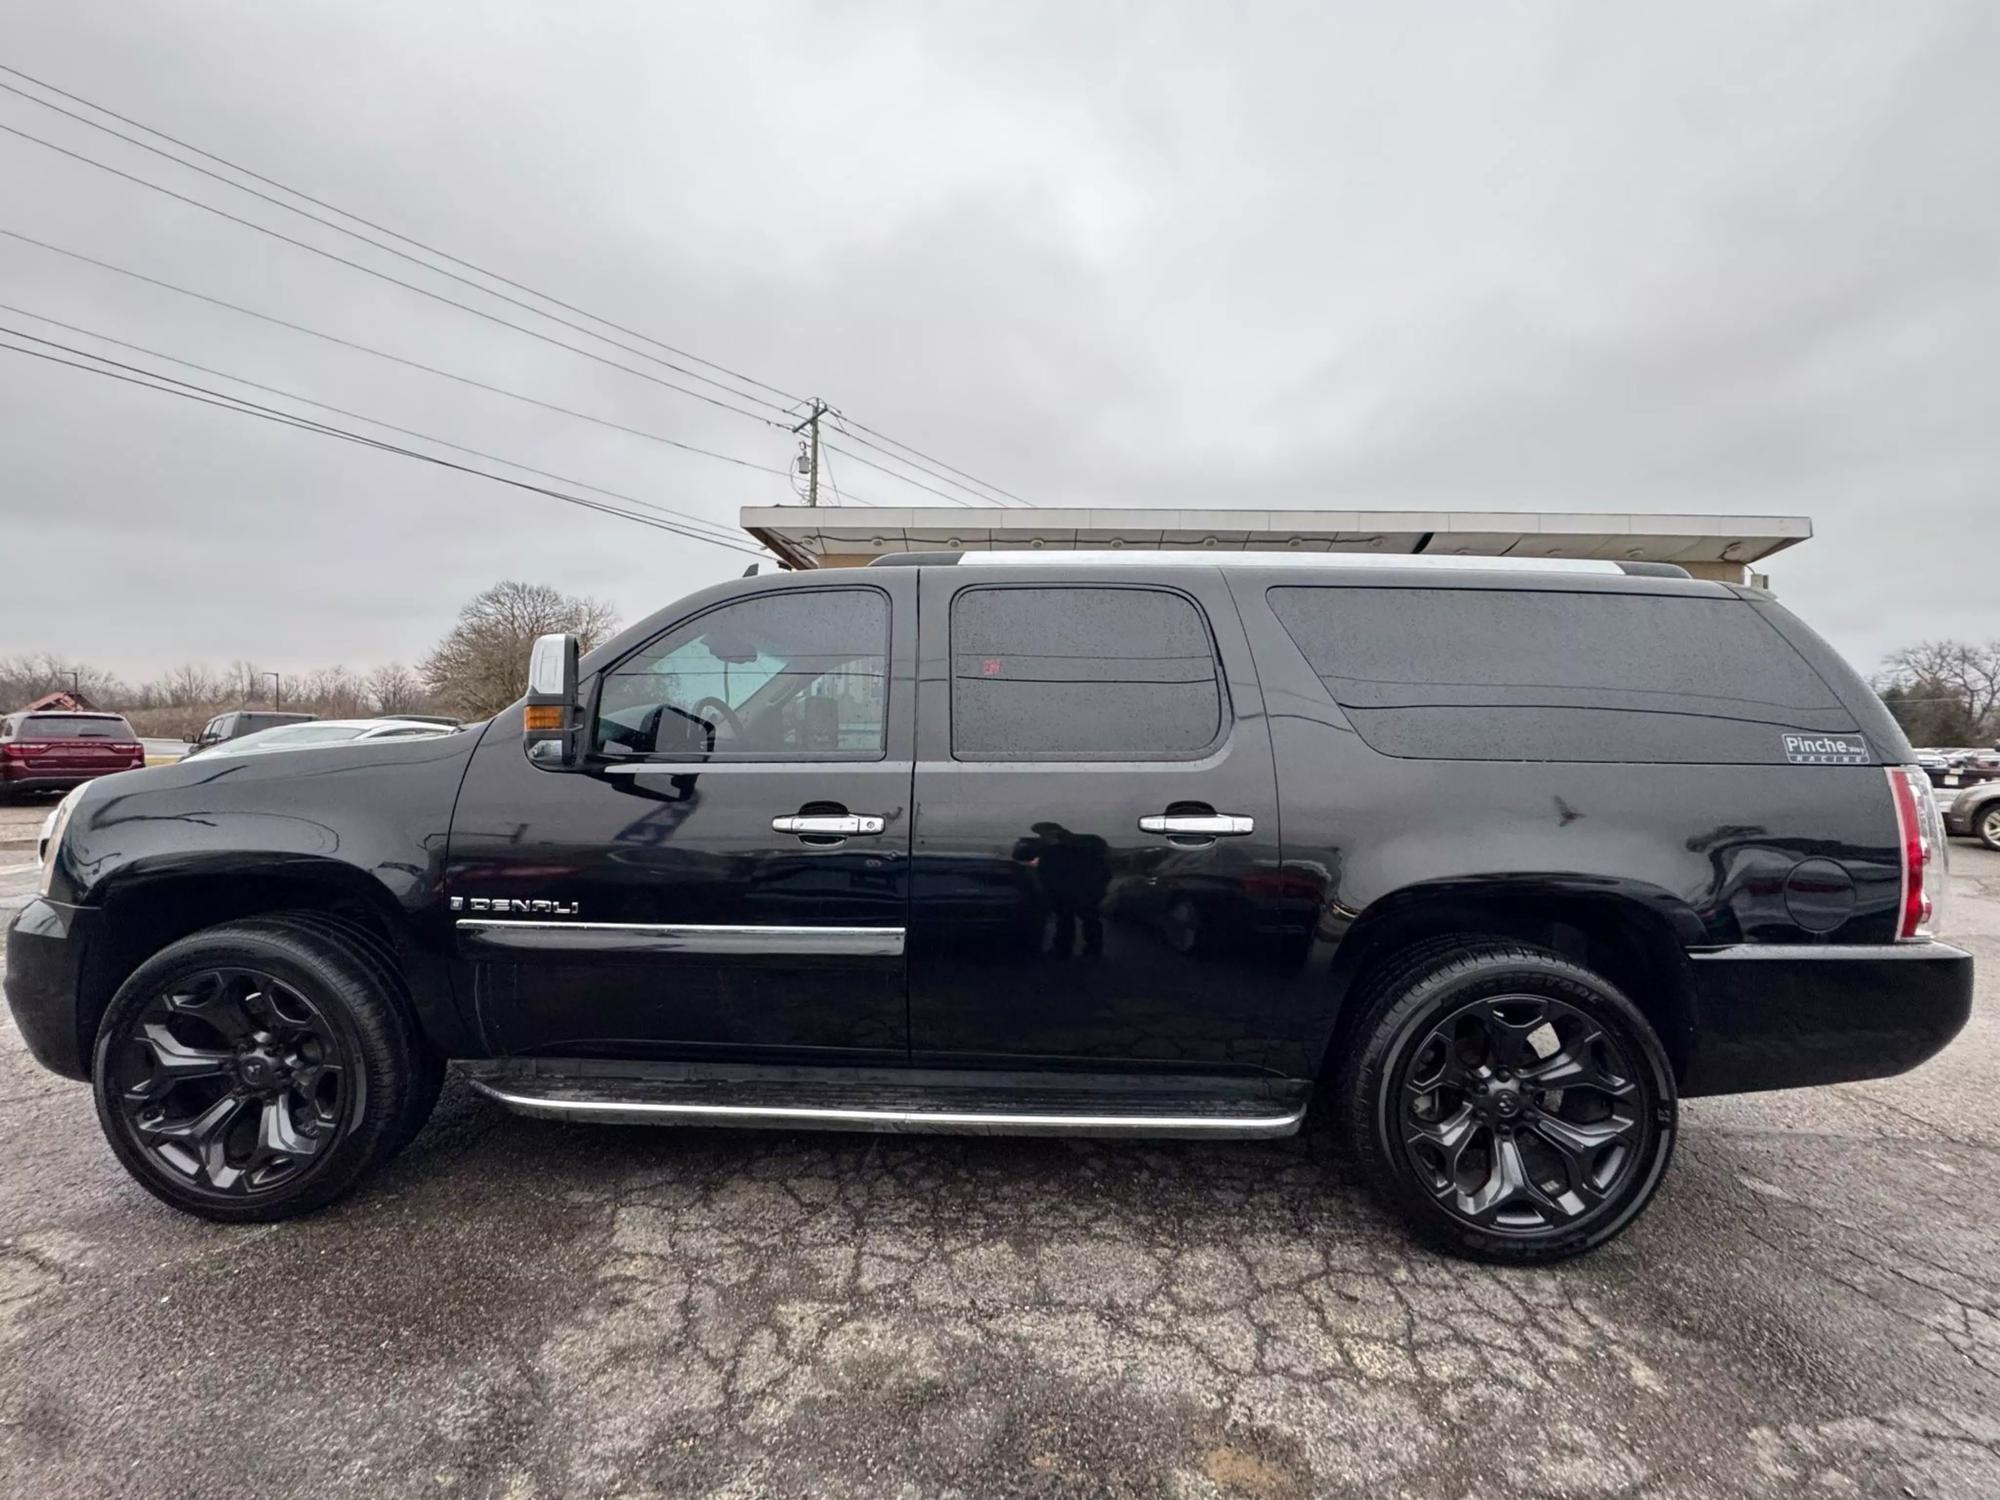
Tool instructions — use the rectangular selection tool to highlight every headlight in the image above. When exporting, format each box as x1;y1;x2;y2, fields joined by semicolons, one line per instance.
37;785;86;897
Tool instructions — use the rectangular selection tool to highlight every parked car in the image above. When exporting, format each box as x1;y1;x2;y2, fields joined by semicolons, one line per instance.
5;553;1971;1265
1941;779;2000;852
191;718;458;760
183;710;315;759
1937;749;2000;791
0;711;144;798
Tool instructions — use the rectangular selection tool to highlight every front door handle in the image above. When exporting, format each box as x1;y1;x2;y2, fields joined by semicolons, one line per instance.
1138;813;1255;837
772;814;885;837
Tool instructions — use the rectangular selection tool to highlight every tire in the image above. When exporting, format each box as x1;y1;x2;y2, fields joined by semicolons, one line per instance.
276;910;445;1155
91;915;431;1222
1337;938;1677;1264
1977;801;2000;853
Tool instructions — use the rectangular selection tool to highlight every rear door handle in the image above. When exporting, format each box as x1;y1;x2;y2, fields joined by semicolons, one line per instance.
1138;813;1254;837
772;814;885;836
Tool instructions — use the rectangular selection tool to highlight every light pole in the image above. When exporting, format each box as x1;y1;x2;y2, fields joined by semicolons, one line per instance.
263;671;281;710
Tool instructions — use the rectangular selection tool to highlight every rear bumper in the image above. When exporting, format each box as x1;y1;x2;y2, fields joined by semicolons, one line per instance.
1;773;96;794
3;897;95;1080
1681;940;1974;1097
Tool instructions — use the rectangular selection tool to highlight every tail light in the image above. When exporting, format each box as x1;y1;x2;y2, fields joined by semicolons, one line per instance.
1888;766;1949;941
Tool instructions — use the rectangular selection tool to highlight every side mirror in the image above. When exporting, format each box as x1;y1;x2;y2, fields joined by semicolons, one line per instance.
523;633;581;769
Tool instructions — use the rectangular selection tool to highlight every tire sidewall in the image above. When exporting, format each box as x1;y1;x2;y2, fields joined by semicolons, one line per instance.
92;927;395;1220
1364;955;1677;1263
1979;803;2000;852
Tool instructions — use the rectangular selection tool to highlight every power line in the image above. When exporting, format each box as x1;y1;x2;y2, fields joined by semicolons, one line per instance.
0;119;796;432
0;306;754;546
834;414;1037;508
0;227;791;480
0;60;805;408
822;439;981;508
0;61;1033;512
0;73;796;418
0;333;769;556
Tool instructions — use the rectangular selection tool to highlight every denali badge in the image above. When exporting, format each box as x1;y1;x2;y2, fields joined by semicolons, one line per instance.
450;897;582;916
1782;733;1867;766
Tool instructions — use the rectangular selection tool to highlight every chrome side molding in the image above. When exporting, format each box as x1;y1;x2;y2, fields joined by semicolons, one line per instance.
454;920;905;957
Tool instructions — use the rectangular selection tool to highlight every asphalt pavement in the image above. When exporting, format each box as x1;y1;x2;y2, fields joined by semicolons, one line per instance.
3;846;2000;1498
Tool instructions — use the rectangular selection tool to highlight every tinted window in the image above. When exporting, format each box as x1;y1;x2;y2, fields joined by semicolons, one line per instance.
1268;586;1854;763
951;586;1221;760
595;589;888;761
20;715;135;740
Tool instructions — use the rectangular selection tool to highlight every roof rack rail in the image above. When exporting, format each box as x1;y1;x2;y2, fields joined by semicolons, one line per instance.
865;551;1692;578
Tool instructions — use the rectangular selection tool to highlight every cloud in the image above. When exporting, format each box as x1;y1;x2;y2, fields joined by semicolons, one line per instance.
1;0;1995;679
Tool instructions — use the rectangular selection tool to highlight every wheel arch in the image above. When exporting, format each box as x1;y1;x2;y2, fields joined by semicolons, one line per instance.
1314;877;1702;1089
74;858;431;1073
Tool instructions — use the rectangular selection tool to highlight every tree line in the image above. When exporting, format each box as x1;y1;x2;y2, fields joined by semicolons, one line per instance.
1;581;618;739
1874;639;2000;749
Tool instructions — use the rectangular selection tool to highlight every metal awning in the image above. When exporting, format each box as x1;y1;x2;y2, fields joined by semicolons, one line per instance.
740;506;1812;575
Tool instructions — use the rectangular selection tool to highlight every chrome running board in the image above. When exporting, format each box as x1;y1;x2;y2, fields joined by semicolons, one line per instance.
457;1065;1308;1140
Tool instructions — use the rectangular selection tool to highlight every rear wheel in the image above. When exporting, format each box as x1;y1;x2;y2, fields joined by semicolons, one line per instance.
1339;939;1676;1264
92;916;434;1222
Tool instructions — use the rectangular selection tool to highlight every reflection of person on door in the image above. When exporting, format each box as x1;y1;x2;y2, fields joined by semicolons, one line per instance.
1011;821;1111;959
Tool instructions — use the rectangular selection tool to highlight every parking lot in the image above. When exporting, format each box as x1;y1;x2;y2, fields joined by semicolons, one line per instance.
0;831;1996;1497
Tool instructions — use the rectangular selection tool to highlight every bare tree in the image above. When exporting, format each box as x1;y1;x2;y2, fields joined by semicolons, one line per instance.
0;653;125;711
1878;639;2000;746
163;662;221;707
422;580;619;719
367;661;427;716
293;665;368;718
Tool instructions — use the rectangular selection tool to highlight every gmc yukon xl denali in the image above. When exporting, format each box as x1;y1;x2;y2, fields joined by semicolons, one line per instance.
4;554;1973;1262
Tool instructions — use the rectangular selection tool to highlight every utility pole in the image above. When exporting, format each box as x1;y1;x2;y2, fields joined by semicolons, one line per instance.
263;671;282;711
792;398;828;507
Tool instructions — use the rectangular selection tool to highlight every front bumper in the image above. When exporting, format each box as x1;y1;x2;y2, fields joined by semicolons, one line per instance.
3;897;95;1080
1681;940;1974;1097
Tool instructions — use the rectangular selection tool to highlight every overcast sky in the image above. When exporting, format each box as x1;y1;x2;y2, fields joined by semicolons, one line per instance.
3;1;1995;682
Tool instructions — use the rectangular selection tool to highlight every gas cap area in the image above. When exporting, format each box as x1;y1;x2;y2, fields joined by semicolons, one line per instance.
1784;857;1858;934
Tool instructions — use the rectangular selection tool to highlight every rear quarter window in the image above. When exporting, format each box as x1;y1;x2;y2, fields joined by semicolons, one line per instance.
1267;586;1861;764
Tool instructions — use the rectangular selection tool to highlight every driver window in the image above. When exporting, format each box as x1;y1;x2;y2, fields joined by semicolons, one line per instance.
593;588;888;761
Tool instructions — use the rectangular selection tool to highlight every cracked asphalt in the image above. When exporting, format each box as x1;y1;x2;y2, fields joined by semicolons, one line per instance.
3;835;2000;1498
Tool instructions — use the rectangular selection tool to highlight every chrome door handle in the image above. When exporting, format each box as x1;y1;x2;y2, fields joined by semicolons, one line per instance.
1138;813;1254;837
772;814;885;836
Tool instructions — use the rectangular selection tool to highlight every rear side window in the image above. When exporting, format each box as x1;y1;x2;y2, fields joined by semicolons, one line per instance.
1267;587;1857;763
19;715;135;740
951;586;1222;760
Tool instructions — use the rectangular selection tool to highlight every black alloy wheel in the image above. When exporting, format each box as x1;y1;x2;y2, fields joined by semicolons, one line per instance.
1340;939;1676;1263
93;917;434;1222
104;967;350;1197
1398;993;1642;1231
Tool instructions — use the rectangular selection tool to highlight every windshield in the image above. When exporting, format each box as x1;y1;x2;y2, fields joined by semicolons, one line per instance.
17;715;136;740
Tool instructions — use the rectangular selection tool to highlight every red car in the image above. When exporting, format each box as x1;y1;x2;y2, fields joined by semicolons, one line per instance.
0;711;146;797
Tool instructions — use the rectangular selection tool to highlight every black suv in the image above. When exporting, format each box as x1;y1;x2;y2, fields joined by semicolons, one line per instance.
4;555;1971;1262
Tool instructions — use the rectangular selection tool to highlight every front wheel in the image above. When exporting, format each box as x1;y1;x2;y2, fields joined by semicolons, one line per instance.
1339;939;1677;1264
1977;801;2000;853
92;916;432;1222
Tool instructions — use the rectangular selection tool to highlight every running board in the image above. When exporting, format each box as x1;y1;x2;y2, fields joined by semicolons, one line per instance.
454;1062;1309;1140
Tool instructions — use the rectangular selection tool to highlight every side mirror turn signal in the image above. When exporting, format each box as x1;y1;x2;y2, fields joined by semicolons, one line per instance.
523;633;581;769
